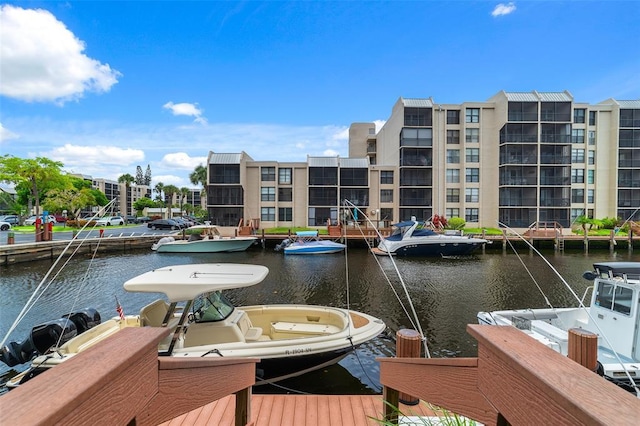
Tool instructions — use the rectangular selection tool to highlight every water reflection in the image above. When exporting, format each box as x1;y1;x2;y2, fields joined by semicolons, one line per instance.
1;247;638;393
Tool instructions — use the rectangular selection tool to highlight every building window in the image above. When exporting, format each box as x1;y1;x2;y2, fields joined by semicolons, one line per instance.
589;111;597;126
380;171;394;184
571;149;585;163
340;168;368;186
261;207;275;221
465;108;480;123
572;189;584;203
446;129;460;144
587;169;595;184
446;169;460;183
573;109;586;124
571;169;584;184
588;130;596;145
261;167;276;181
210;164;240;184
588;150;595;165
446;149;460;163
445;208;460;218
465;128;479;143
465;208;479;222
381;189;393;203
571;129;585;143
261;187;275;201
446;188;460;203
465;168;480;183
447;110;460;124
465;188;479;202
278;207;292;221
278;187;292;202
278;168;292;184
309;167;338;185
404;107;432;126
587;189;594;203
466;148;480;163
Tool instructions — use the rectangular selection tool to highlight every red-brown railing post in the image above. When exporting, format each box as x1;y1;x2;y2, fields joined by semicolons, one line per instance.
568;328;598;372
396;329;421;405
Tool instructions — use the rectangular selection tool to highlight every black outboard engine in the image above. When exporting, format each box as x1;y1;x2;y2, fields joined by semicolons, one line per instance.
0;308;101;367
62;308;101;333
1;318;77;367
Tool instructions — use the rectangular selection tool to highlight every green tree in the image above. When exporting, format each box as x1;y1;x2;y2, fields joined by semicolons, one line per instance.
144;165;152;186
118;173;135;216
135;166;144;185
43;187;98;222
179;187;189;215
133;196;156;213
154;182;165;217
189;164;207;206
0;155;66;216
163;185;179;216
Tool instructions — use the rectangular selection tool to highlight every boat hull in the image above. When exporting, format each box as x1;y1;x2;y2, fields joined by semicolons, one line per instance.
377;239;486;257
283;241;345;255
155;238;257;253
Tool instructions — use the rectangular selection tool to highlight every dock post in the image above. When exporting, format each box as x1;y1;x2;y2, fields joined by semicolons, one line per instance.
610;230;616;252
568;328;598;372
396;329;421;405
630;228;634;252
502;229;507;252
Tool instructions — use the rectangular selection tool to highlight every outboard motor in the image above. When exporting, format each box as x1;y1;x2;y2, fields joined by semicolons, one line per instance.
274;238;291;251
62;308;101;333
0;308;101;367
1;318;77;367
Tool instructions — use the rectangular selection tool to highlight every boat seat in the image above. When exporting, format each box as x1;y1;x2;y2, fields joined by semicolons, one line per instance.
271;321;340;336
140;299;170;327
235;311;264;341
244;326;263;341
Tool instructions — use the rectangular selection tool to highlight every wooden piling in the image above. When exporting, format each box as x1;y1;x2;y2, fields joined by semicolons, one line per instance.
396;329;421;405
568;328;598;372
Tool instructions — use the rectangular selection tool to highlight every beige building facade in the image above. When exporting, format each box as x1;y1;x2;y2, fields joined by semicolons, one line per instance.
205;91;640;230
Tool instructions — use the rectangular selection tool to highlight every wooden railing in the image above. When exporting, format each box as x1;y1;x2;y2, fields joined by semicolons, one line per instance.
379;324;639;425
0;327;258;426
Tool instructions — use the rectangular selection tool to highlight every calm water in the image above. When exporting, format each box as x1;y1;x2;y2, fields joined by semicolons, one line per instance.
1;245;639;394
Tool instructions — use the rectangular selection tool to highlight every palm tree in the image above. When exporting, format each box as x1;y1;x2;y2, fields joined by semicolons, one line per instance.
179;187;189;215
118;173;135;216
154;182;165;218
189;164;207;207
163;185;179;218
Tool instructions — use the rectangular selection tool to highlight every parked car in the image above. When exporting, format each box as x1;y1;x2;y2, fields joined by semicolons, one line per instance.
95;216;125;226
0;215;19;225
171;218;189;229
135;216;151;224
0;220;11;231
147;219;180;230
53;214;68;223
24;215;56;226
124;215;138;224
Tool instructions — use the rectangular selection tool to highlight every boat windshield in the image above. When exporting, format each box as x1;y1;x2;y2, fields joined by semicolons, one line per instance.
192;291;235;322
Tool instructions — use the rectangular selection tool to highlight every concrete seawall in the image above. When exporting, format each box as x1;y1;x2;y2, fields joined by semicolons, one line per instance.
0;235;163;266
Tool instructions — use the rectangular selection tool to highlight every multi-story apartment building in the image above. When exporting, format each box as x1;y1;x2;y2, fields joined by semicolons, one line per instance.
205;91;640;230
90;177;152;217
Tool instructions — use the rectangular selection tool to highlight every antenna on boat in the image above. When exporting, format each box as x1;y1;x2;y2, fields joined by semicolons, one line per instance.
498;221;640;396
342;199;430;358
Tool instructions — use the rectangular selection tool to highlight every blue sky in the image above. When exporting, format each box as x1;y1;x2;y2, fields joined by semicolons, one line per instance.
1;1;639;188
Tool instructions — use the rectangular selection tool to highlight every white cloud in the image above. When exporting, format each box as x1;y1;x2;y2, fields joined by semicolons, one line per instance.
160;152;208;170
0;5;121;103
373;120;386;133
163;102;208;124
152;174;185;187
0;123;19;142
491;2;516;17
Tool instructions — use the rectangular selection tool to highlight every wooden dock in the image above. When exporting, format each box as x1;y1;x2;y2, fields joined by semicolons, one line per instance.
161;394;436;426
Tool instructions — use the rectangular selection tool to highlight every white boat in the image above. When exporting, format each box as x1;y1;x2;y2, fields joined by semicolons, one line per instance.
151;225;257;253
2;263;386;388
275;231;346;255
477;262;640;395
374;220;490;257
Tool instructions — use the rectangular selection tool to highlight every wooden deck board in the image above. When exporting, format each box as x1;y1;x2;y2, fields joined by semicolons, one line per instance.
159;394;437;425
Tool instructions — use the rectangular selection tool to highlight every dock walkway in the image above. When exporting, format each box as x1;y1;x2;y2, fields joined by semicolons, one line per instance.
162;394;435;426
